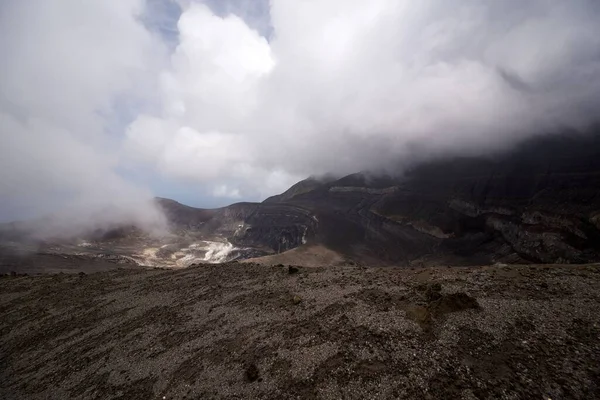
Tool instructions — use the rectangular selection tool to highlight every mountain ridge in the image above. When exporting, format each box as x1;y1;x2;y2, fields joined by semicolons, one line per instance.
3;131;600;269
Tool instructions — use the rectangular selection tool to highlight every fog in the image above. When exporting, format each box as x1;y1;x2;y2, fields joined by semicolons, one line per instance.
0;0;168;231
2;0;600;232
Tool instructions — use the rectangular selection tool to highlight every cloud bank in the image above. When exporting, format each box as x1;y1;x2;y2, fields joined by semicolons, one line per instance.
2;0;600;226
126;0;600;197
0;0;167;229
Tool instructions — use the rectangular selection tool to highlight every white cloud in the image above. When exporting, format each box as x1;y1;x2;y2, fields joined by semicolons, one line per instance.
2;0;600;225
0;0;167;229
125;0;600;199
213;184;241;199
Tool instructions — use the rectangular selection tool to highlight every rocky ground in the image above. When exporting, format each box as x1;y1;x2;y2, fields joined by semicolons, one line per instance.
1;262;600;399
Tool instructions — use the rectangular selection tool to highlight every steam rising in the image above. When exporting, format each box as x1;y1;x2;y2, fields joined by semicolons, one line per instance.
0;0;168;232
2;0;600;230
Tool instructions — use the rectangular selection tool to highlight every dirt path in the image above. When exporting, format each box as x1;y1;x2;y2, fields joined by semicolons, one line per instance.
1;263;600;399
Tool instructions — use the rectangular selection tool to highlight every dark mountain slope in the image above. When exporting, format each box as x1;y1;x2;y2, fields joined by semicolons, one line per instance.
260;132;600;265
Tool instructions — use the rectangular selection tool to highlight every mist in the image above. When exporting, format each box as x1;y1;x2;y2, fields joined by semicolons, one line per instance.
0;0;168;234
2;0;600;233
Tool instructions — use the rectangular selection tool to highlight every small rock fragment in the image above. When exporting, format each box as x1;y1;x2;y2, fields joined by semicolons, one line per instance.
245;363;260;382
288;266;299;274
437;292;479;313
425;283;442;302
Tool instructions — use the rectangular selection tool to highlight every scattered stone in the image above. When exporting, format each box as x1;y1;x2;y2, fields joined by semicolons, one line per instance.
244;363;260;382
406;283;479;335
416;282;442;302
436;292;479;314
425;283;442;302
292;295;302;305
515;317;536;333
288;266;299;274
1;262;598;398
406;305;432;328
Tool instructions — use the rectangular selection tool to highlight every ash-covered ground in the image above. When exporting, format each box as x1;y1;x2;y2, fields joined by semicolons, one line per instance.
1;262;599;399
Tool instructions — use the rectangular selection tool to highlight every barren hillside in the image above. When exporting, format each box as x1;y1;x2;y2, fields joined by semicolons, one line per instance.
2;263;599;399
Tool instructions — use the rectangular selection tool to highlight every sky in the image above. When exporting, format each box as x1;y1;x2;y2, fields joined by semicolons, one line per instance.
1;0;600;226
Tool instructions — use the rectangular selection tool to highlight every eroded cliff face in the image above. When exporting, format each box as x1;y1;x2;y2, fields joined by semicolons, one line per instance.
261;132;600;265
157;200;319;257
227;204;318;253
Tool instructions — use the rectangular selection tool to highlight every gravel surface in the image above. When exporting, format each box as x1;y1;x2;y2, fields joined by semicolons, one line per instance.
1;263;600;399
